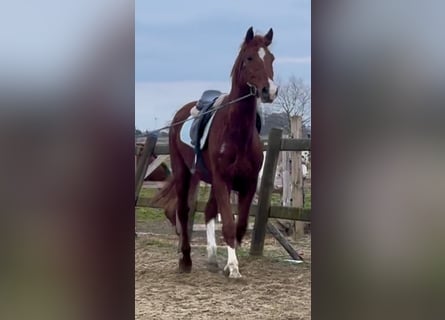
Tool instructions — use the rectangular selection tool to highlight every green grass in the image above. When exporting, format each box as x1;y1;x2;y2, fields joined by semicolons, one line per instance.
136;188;164;221
136;206;165;221
139;187;157;198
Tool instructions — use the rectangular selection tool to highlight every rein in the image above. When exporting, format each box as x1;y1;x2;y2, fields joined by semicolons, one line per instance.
151;85;258;134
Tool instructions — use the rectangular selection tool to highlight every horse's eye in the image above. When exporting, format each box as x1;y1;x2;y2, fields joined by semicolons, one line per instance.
246;56;253;61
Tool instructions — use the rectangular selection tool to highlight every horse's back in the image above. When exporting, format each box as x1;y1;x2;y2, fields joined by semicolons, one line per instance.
169;102;196;138
168;102;198;169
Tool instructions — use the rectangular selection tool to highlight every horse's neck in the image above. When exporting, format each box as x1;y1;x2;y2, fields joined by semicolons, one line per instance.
225;85;258;147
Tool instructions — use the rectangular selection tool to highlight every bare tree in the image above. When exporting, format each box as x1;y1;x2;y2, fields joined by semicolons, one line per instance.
275;76;311;133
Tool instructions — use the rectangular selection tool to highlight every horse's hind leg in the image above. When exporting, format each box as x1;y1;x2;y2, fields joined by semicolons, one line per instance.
204;187;218;270
175;168;192;273
186;173;200;237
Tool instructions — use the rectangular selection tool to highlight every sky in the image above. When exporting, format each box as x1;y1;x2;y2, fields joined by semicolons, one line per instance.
1;0;129;93
135;0;311;131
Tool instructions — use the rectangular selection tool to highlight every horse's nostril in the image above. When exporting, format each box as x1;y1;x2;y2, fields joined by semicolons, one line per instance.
262;87;269;94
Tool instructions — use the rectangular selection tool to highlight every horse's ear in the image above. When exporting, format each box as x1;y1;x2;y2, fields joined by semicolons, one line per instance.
265;28;273;46
245;27;254;43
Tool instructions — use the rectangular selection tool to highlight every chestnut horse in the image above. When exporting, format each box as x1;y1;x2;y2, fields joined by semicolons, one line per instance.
153;27;277;278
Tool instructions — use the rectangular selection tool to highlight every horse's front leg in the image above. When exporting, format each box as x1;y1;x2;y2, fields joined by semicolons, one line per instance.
212;175;241;278
236;180;258;245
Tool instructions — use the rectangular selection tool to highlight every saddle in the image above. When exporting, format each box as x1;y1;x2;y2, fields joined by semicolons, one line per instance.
190;90;222;148
189;89;263;178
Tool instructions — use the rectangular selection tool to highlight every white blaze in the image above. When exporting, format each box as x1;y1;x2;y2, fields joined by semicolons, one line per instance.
258;47;266;61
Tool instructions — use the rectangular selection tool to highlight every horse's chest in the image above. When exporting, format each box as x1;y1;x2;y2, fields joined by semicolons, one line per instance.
214;139;262;174
232;153;250;165
223;150;260;175
234;159;258;177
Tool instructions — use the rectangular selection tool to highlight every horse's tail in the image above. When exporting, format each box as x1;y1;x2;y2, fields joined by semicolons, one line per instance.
151;176;177;226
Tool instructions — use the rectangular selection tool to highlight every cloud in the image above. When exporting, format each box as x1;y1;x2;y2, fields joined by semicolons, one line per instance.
135;1;311;82
275;56;311;64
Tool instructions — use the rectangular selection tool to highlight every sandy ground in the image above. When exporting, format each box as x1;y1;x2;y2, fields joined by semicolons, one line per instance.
135;217;311;320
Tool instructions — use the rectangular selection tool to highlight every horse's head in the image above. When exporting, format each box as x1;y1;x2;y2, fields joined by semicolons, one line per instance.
231;27;278;103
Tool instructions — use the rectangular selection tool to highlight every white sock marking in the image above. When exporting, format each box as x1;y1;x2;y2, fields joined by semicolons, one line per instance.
225;245;241;278
206;219;217;262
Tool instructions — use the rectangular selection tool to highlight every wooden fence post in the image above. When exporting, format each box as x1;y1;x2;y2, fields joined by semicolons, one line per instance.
250;128;282;256
275;147;294;236
290;116;305;239
135;133;158;205
135;144;141;170
282;150;291;207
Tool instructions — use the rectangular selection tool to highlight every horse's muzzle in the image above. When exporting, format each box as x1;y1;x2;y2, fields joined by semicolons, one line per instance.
260;86;278;103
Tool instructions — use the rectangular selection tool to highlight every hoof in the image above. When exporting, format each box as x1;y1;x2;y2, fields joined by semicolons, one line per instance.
224;264;242;278
178;257;192;273
228;269;242;278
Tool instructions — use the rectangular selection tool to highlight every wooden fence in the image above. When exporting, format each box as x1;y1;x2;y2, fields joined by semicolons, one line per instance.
135;127;311;258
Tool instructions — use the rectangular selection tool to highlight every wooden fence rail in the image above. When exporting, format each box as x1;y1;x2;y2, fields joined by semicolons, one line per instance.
136;197;311;221
136;138;311;156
